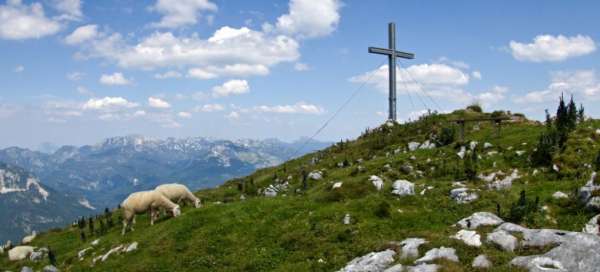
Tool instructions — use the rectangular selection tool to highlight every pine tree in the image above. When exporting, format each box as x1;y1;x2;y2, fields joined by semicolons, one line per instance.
578;103;585;123
555;94;568;131
567;95;577;130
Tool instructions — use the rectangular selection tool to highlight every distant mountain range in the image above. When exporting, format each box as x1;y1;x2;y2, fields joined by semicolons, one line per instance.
0;136;330;243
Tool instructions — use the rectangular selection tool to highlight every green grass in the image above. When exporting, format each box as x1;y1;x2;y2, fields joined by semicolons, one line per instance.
2;111;599;271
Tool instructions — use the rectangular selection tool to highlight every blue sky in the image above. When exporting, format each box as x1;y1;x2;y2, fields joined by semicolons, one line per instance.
0;0;599;149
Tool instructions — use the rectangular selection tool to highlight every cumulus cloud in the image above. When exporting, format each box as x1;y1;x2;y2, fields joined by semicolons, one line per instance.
350;63;471;103
0;0;61;40
149;0;217;29
148;97;171;109
51;0;82;21
14;65;24;73
64;24;97;44
225;111;240;120
82;97;138;111
515;70;600;104
474;86;508;107
275;0;341;39
294;62;310;71
154;70;182;79
472;70;482;80
187;64;269;79
212;79;250;97
177;111;192;118
509;34;596;62
67;71;84;81
195;103;224;112
99;72;132;86
253;102;324;114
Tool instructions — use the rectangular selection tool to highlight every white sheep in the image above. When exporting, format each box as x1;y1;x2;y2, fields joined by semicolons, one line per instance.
21;231;37;245
155;183;201;208
8;246;35;261
120;190;181;235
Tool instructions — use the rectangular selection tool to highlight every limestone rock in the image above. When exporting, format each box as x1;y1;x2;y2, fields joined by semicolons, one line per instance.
125;242;138;252
415;247;458;264
21;267;33;272
457;212;504;230
487;230;518;252
451;230;481;247
370;176;384;191
405;264;439;272
337;249;396;272
382;264;403;272
332;182;343;189
450;187;478;204
399;238;427;259
308;171;323;180
8;246;35;261
408;142;420;152
42;265;59;272
583;214;600;235
391;180;415;196
472;254;491;268
419;140;435;149
343;214;351;225
552;191;568;199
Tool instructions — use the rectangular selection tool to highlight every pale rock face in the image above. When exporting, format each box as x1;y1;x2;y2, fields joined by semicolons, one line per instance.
457;212;504;230
553;191;568;199
450;187;479;204
408;142;421;152
583;214;600;235
415;247;459;264
383;264;404;272
399;238;427;259
487;230;518;252
337;249;396;272
405;264;439;272
451;230;481;247
472;254;492;268
391;180;415;196
370;176;384;191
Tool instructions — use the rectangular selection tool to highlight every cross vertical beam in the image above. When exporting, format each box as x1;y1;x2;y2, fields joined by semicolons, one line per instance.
369;22;415;122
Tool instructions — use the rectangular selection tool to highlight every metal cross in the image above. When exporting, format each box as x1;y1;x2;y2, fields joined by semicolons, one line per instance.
369;22;415;121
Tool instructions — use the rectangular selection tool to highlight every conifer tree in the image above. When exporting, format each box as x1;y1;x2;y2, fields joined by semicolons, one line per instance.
578;103;585;123
567;95;577;130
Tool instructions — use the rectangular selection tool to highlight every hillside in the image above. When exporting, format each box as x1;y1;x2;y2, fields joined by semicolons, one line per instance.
0;163;94;244
2;108;600;271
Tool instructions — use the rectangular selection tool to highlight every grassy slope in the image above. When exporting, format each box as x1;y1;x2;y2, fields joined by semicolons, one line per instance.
2;111;600;272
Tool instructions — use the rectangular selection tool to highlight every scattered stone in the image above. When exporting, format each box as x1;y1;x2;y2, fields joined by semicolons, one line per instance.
552;164;559;172
487;151;498;156
42;265;59;272
532;169;539;176
384;164;392;171
337;249;396;272
586;197;600;211
472;254;492;269
399;238;427;259
405;264;439;272
391;180;415;196
332;182;343;189
370;175;384;191
29;250;44;261
264;182;289;197
125;242;138;253
400;164;413;174
343;214;351;225
487;170;520;190
408;142;421;152
583;214;600;235
552;191;568;199
308;171;323;180
516;150;526;156
487;230;518;252
451;230;481;247
94;245;124;263
415;247;458;264
457;146;466;159
240;194;246;200
419;140;435;149
383;264;403;272
579;172;600;210
78;247;93;260
483;142;493;149
457;212;504;230
21;267;33;272
450;187;479;204
469;141;478;150
91;239;100;246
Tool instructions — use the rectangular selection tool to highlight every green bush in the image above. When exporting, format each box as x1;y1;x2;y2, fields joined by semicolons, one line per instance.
466;104;483;113
374;200;391;218
437;127;456;146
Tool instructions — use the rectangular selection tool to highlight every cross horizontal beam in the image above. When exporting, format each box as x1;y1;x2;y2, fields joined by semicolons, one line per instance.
368;47;415;59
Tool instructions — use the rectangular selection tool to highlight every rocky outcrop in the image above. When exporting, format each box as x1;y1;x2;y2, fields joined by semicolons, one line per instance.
337;249;396;272
391;180;415;196
457;212;504;230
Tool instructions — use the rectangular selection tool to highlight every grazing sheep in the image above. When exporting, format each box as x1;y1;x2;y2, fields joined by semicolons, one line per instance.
8;246;35;261
21;231;37;245
155;183;201;208
120;190;181;235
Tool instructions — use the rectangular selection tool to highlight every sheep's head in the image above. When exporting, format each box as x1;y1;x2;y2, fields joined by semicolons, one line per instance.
194;199;202;208
172;206;181;217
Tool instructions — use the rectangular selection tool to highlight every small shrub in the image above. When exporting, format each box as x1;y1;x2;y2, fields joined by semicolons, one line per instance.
508;190;539;224
437;127;456;146
466;104;483;113
374;201;391;218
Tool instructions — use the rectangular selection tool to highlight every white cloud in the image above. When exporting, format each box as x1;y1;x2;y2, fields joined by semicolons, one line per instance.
99;72;132;86
0;0;61;40
67;71;84;81
474;86;507;107
350;63;470;103
188;64;269;79
515;70;600;104
71;26;300;77
82;97;138;111
275;0;341;39
187;68;217;79
51;0;82;21
196;103;224;112
149;0;217;29
154;70;182;79
148;97;171;109
76;86;93;96
472;70;482;80
133;110;146;117
509;34;596;62
177;111;192;118
14;65;24;73
294;62;310;71
253;102;324;114
212;79;250;97
225;111;240;120
65;24;97;44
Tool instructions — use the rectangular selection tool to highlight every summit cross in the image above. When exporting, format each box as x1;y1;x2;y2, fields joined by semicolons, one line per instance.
368;22;415;121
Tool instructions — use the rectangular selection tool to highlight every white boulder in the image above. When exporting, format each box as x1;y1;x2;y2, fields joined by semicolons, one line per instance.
8;246;35;261
399;238;427;259
552;191;568;199
487;230;518;252
332;182;343;189
415;247;458;264
451;230;481;247
457;212;504;230
308;171;323;180
472;254;492;269
408;142;420;151
391;180;415;196
370;176;384;191
583;214;600;235
450;187;478;204
337;249;396;272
